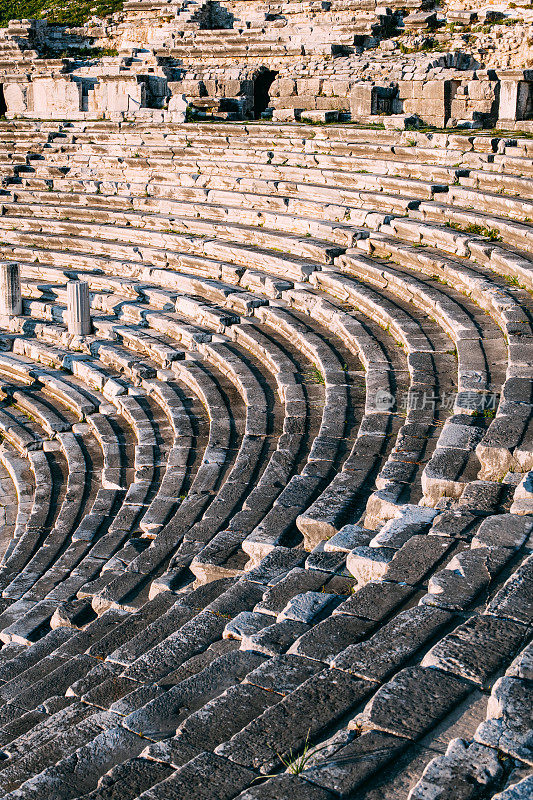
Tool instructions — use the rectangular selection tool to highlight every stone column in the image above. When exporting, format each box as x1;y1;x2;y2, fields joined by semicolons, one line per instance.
67;280;91;336
0;262;22;317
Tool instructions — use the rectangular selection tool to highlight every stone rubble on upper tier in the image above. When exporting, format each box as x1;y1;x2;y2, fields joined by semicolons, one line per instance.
0;1;532;128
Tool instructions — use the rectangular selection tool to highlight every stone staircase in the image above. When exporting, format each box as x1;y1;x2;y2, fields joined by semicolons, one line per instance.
0;118;528;799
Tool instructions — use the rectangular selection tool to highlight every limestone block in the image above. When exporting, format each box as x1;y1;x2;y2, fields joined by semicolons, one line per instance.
475;676;533;765
359;666;471;740
333;606;452;682
467;81;497;101
346;546;394;584
272;108;297;122
421;615;528;686
32;77;81;117
297;79;322;96
166;93;188;123
301;730;409;798
422;80;448;100
275;79;297;97
507;641;533;681
408;739;502;800
244;653;322;697
3;82;29;115
301;110;339;123
277;591;337;624
491;776;533;800
350;84;373;118
397;81;416;100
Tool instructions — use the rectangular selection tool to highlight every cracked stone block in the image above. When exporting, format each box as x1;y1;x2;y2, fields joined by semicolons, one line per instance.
174;682;281;754
277;591;338;623
244;653;322;696
82;757;173;800
346;547;394;583
300;730;410;798
288;613;374;664
8;723;146;799
485;553;533;625
491;775;533;800
234;774;335;799
333;580;414;620
324;525;374;552
333;606;453;681
506;641;533;680
254;568;330;617
245;547;307;583
216;670;373;774
123;649;266;739
407;739;503;800
140;752;257;800
370;506;438;549
384;535;455;585
359;666;472;740
223;611;272;640
422;547;511;611
421;614;529;686
475;676;533;766
306;545;349;574
241;619;310;655
472;515;533;551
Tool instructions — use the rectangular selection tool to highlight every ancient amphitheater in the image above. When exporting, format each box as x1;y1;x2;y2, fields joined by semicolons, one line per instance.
0;0;530;798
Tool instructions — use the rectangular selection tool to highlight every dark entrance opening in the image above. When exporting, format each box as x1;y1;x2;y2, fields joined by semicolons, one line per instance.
0;86;6;118
253;70;277;119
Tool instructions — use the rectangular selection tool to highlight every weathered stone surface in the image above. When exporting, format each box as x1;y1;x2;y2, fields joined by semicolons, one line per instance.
475;676;533;765
254;568;329;616
472;515;533;552
216;670;373;773
82;757;174;800
173;683;281;753
324;525;373;552
123;649;266;738
244;653;322;696
333;606;453;681
421;615;528;686
277;591;338;623
346;546;394;584
485;554;533;625
491;775;533;800
422;548;511;611
242;620;310;655
301;730;409;797
288;613;374;663
223;611;272;640
140;752;256;800
234;774;335;799
408;739;503;800
384;535;455;585
506;641;533;680
333;580;414;620
359;667;472;740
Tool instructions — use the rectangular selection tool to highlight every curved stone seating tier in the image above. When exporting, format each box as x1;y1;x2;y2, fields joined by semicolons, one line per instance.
0;120;530;800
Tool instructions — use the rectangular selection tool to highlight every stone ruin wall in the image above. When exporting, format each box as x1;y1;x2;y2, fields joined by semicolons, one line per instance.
0;2;532;128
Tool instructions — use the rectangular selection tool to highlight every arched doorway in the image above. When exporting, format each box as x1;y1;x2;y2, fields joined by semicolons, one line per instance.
253;70;277;119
